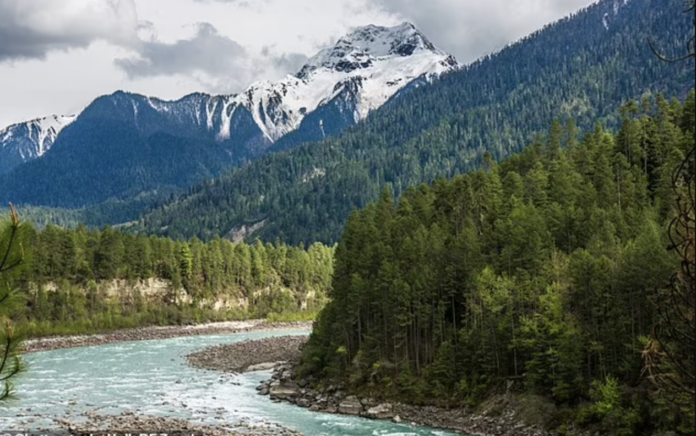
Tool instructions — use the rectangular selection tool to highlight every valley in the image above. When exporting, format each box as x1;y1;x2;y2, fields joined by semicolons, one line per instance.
0;0;693;435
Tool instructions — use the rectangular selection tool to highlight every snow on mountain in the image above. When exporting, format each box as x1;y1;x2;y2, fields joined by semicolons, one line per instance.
96;22;458;148
231;22;458;143
0;114;76;173
0;22;457;173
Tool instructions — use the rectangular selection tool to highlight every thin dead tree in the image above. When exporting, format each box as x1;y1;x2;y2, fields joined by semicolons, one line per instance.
647;0;695;62
641;0;696;409
642;147;695;405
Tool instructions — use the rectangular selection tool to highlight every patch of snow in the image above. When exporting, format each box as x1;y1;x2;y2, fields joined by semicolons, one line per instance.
206;98;219;130
0;114;76;162
31;114;77;156
217;98;238;141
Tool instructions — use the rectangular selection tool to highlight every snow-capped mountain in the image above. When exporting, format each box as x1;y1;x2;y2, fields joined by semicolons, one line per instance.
0;115;76;174
1;22;456;166
0;22;458;208
238;21;458;142
79;22;457;150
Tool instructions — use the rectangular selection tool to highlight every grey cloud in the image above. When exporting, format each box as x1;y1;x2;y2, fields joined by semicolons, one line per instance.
0;0;137;62
261;46;309;74
115;23;311;93
372;0;594;63
115;22;248;80
0;21;88;61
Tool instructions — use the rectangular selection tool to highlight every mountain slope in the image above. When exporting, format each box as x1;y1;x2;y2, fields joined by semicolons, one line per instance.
0;23;456;208
0;115;76;174
137;0;695;244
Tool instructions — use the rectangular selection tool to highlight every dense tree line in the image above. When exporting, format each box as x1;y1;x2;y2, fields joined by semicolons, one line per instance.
137;0;694;245
13;225;334;336
299;94;695;435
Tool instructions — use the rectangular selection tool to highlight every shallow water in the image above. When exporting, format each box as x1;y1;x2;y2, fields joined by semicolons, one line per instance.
2;329;462;436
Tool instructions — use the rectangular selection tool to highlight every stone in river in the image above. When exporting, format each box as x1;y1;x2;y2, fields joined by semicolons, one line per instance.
365;403;394;419
269;385;297;400
338;396;363;415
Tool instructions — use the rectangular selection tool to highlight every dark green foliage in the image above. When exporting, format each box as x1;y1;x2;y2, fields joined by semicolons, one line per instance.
138;0;694;244
16;225;334;337
0;206;31;401
299;95;695;435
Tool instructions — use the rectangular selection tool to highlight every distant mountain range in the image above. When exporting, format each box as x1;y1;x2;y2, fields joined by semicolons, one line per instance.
1;0;693;243
135;0;695;244
0;115;76;174
0;23;457;208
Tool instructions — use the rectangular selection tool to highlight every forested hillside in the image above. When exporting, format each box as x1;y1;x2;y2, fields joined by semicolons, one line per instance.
298;94;695;435
14;225;334;336
138;0;694;244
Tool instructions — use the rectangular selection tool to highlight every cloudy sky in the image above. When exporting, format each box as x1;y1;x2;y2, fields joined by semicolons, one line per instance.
0;0;596;128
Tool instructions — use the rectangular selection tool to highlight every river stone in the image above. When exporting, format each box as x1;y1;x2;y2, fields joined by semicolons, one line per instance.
269;385;297;400
365;403;394;419
338;396;363;415
247;361;279;371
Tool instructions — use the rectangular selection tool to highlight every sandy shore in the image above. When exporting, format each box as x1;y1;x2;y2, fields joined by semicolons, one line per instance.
23;320;313;353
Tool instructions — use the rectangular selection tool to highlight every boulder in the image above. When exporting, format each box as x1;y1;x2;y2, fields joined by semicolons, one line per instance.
269;385;297;400
338;396;364;415
365;403;394;419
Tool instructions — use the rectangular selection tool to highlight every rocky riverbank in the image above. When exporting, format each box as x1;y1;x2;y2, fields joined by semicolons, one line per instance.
23;320;312;353
52;411;304;436
182;333;583;436
257;363;587;436
187;335;308;373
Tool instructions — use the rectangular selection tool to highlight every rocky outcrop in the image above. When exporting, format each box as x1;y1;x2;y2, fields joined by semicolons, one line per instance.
255;364;591;436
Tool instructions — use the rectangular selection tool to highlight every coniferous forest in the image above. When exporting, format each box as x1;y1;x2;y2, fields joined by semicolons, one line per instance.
298;93;695;435
12;225;334;336
135;0;694;245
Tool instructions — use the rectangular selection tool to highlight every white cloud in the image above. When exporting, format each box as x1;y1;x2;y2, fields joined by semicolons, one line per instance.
372;0;595;63
115;23;247;79
0;0;139;61
0;0;597;128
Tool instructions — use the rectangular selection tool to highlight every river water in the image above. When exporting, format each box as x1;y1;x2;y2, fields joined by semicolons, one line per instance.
2;329;460;436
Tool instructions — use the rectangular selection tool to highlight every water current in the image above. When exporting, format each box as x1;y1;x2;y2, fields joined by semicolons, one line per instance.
2;329;461;436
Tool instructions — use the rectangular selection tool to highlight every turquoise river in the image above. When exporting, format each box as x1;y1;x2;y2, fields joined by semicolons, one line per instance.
1;329;461;436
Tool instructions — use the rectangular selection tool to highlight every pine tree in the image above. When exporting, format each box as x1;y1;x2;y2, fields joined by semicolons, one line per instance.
0;205;30;401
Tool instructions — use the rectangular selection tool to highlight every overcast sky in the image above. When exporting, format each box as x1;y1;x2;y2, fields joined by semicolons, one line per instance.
0;0;596;127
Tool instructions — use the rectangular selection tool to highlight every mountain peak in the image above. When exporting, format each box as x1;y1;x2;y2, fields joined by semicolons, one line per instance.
0;113;77;173
296;22;452;79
